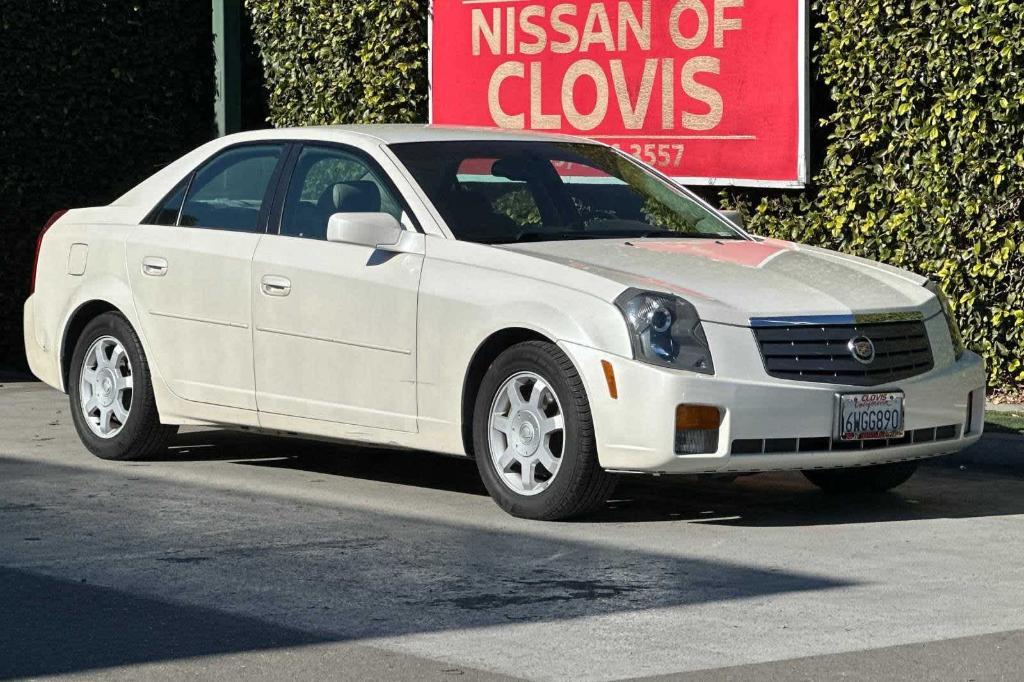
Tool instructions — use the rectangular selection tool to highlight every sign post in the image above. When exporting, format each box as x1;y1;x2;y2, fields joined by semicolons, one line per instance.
213;0;242;137
430;1;807;188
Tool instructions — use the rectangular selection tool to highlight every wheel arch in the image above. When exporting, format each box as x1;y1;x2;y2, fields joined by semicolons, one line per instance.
60;299;126;391
461;327;576;458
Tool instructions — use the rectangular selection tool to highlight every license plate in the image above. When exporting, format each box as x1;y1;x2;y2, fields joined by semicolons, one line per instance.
836;392;905;441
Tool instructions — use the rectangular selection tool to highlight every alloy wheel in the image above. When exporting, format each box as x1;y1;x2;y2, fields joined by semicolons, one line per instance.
79;335;133;438
487;371;565;496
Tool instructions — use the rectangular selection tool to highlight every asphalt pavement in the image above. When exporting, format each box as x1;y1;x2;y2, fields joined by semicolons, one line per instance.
2;380;1023;680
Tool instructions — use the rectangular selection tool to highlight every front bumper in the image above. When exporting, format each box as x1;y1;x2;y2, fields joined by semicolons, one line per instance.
561;319;986;475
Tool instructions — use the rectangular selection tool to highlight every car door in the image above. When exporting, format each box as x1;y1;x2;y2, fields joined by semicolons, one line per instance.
251;143;424;432
127;143;286;410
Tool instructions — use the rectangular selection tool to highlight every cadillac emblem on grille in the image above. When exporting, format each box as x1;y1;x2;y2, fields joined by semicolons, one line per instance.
848;336;876;365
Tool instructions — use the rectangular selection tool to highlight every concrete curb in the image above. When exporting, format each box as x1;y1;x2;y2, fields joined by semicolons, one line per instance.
987;403;1024;413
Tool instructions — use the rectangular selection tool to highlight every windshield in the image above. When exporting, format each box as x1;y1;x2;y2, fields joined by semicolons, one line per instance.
388;141;745;244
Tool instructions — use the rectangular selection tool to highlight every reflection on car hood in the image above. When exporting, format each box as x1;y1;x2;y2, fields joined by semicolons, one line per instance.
499;238;938;326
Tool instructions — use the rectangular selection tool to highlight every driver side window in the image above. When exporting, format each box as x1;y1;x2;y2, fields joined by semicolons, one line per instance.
280;146;404;240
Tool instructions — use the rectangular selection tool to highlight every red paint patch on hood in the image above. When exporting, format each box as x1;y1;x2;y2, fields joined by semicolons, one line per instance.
633;240;790;268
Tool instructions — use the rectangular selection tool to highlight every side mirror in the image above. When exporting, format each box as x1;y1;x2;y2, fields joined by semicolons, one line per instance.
720;209;745;230
326;213;403;251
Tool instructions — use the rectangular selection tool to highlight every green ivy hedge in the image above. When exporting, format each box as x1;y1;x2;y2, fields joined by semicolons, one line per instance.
0;1;215;370
245;0;428;126
725;0;1023;389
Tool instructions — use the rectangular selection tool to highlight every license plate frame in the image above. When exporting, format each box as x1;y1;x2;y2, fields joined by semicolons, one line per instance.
834;391;906;442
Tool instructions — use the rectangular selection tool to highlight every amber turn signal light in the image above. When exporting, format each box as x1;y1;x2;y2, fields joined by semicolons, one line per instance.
675;405;721;431
601;360;618;399
675;405;721;455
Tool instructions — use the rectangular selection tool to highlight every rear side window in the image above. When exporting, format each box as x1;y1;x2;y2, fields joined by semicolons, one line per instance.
178;145;283;232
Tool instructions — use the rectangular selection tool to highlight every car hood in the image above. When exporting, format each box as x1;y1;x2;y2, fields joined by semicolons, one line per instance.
499;238;938;326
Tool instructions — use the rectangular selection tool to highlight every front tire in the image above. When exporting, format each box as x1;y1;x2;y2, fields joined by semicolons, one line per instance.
473;341;617;520
802;461;919;494
68;312;177;460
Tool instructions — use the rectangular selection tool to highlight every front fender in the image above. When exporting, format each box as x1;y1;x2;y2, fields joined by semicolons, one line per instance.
415;240;633;454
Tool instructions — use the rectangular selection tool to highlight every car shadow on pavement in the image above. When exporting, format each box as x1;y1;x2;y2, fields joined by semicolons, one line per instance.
1;455;849;679
153;429;324;463
157;429;490;494
155;429;1024;526
592;465;1024;526
171;430;1024;527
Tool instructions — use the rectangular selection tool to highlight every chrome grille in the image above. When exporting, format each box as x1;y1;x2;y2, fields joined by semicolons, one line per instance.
752;320;933;386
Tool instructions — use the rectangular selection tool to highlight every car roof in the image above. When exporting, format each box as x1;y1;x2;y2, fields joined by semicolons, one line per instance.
235;124;590;146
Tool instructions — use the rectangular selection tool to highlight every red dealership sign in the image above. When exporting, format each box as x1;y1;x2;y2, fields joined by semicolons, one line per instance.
430;1;807;187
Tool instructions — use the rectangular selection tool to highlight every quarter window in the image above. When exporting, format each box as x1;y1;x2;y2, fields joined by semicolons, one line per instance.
279;146;406;240
178;145;283;232
148;178;189;226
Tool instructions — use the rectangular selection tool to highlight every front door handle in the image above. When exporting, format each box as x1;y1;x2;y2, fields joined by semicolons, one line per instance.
261;275;291;297
142;257;168;277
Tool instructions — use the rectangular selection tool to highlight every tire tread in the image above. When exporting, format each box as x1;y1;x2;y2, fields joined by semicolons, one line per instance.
474;340;617;520
69;312;176;461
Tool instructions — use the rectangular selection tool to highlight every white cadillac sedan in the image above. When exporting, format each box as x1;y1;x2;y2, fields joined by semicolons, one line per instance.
25;126;985;520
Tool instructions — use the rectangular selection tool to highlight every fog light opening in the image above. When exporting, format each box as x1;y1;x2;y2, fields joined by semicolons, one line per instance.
675;405;722;455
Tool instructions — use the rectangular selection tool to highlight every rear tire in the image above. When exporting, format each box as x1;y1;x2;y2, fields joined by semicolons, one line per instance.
473;341;617;520
68;312;177;461
802;461;919;494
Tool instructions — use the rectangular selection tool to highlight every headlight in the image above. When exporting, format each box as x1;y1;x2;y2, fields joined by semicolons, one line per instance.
615;289;715;374
925;280;965;360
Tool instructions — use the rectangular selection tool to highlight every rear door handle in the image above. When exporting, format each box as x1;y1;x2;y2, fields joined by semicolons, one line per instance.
142;257;168;277
261;275;291;297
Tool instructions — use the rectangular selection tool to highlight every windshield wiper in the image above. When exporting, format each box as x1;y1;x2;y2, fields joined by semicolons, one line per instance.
636;230;744;240
502;230;611;243
489;229;745;245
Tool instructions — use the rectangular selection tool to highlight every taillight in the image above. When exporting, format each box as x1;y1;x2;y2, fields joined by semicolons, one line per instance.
30;210;68;295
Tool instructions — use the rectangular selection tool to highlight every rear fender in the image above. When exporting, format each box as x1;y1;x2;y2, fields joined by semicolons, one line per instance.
56;275;147;392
